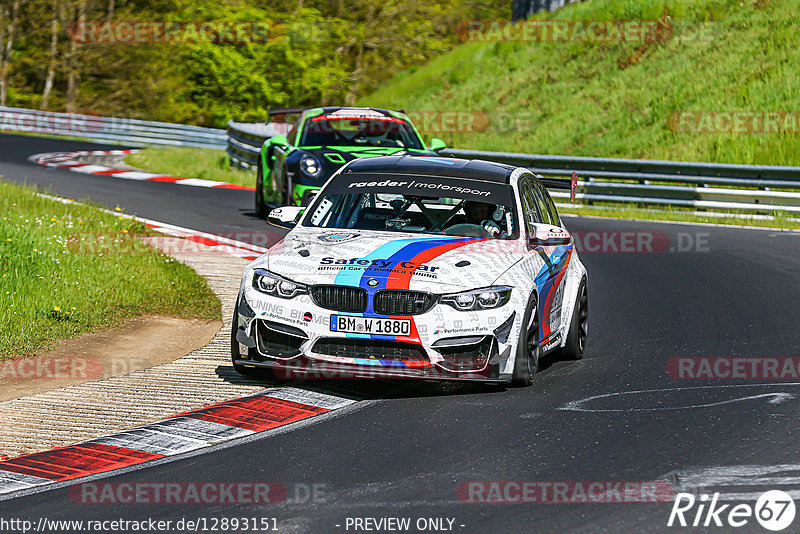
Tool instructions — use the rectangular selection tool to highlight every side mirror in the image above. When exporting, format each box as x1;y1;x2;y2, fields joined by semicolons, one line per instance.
268;206;304;229
528;224;571;248
269;134;288;148
428;138;446;151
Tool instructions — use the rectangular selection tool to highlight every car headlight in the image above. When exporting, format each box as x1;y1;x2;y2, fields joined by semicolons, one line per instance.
440;286;512;311
252;269;307;299
300;155;321;176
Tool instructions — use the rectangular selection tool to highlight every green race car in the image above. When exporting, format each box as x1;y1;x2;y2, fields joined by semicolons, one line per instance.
255;107;446;215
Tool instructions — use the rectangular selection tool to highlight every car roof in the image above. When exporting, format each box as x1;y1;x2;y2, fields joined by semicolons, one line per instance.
343;155;519;184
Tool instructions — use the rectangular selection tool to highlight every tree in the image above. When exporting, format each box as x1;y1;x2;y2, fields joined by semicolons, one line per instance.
40;0;58;109
63;0;85;112
0;0;20;106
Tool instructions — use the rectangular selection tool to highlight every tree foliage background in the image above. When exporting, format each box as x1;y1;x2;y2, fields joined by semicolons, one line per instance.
0;0;508;126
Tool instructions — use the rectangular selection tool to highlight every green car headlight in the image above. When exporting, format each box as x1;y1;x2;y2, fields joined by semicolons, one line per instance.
300;155;321;176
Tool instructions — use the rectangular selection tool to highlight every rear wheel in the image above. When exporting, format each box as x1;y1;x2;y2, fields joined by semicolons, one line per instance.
559;279;588;360
282;167;293;206
299;189;316;207
511;295;540;387
255;163;268;219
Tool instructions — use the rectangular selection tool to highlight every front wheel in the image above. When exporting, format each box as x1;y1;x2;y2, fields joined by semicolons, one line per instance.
511;295;540;387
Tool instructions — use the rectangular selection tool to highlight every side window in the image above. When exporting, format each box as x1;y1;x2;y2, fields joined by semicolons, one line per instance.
531;180;554;226
519;179;542;247
520;179;542;226
535;181;560;227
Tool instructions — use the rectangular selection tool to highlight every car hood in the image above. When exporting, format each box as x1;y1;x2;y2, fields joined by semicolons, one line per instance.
261;228;524;293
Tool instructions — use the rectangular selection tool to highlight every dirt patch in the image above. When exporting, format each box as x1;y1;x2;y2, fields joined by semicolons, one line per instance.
0;315;222;402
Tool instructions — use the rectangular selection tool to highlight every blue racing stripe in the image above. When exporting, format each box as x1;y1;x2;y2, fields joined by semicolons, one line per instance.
534;244;572;337
353;358;382;366
332;239;420;288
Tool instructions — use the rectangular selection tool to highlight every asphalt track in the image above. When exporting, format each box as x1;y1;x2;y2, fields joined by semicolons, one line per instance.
2;132;800;533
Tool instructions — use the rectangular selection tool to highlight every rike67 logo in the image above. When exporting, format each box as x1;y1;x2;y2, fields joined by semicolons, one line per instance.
668;491;796;531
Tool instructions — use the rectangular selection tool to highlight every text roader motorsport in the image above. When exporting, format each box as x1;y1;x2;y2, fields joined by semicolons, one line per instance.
232;156;588;385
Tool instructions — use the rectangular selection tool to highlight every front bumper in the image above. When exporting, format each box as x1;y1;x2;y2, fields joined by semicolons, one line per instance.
233;294;515;382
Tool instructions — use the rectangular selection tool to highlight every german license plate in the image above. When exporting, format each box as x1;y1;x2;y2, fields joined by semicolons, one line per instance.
330;315;411;336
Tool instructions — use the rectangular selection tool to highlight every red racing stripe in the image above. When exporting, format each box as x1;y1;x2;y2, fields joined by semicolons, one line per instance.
179;396;329;433
385;239;488;291
0;443;163;481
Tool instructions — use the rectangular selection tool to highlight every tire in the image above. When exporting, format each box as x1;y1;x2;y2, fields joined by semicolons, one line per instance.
255;163;268;219
559;279;588;361
299;190;315;207
511;294;540;387
282;167;293;206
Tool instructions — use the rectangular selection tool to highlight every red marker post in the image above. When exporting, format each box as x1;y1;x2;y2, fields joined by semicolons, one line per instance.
570;171;579;202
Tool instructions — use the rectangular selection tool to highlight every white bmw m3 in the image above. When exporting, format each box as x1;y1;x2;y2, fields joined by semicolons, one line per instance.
232;155;588;386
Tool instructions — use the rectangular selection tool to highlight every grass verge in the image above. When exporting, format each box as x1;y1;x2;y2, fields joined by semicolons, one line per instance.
0;181;220;358
362;0;800;166
126;147;255;188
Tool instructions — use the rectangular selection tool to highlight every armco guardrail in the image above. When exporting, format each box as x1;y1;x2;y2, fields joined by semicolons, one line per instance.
0;106;227;149
440;149;800;213
223;120;800;214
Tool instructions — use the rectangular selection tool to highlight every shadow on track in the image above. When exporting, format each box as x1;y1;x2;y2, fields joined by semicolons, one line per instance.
213;351;576;402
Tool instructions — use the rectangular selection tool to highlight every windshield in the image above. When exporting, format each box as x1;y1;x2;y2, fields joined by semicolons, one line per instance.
300;116;424;149
303;178;518;239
